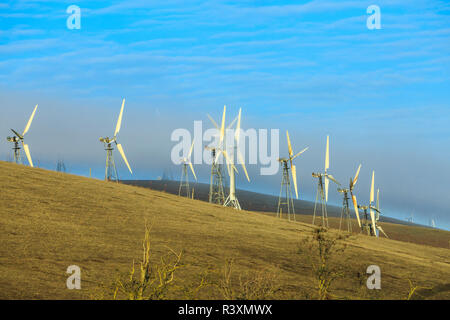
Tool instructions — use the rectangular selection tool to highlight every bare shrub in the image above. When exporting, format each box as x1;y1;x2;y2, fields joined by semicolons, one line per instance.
181;270;210;300
215;258;279;300
406;279;433;300
113;222;183;300
298;227;350;300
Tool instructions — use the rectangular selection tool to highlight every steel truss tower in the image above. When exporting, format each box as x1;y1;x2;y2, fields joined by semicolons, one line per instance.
12;141;22;164
277;160;296;221
338;189;352;232
179;163;191;198
105;143;118;182
360;206;375;236
312;174;329;228
56;159;66;172
209;149;226;205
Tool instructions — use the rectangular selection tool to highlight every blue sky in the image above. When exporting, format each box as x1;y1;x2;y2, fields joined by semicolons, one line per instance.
0;0;449;229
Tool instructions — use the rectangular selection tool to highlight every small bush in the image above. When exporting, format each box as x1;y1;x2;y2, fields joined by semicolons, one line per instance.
298;227;350;300
215;258;280;300
112;222;183;300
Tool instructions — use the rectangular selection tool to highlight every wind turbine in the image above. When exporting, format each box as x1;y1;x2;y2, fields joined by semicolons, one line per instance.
215;107;250;210
369;173;388;238
179;139;197;198
353;171;388;238
99;99;132;182
276;131;308;221
430;218;436;228
206;106;238;205
7;104;38;167
338;164;361;232
312;135;340;228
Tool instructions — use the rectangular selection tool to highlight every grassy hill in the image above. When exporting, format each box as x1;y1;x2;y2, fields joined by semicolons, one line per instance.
122;180;449;249
0;161;449;300
121;180;428;227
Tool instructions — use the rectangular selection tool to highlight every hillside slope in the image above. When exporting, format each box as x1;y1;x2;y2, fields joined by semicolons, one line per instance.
0;161;449;299
122;180;449;249
122;180;430;228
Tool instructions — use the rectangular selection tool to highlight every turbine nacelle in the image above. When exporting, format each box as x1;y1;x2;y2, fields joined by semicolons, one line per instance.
7;136;19;143
181;157;192;164
99;137;114;144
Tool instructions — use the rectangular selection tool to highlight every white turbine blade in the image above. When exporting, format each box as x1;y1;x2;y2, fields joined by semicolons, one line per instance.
291;147;308;161
234;108;242;142
377;189;380;211
222;149;232;164
23;104;38;136
188;139;195;159
11;128;23;139
325;135;329;171
291;164;298;199
114;99;125;137
221;150;232;177
325;176;329;202
286;131;293;158
226;163;231;177
220;105;226;144
237;149;250;182
215;149;229;178
189;162;197;180
370;208;377;236
116;143;132;174
377;226;388;238
207;114;219;129
351;164;362;188
327;174;340;186
352;194;361;228
23;143;33;167
214;150;223;164
227;115;238;130
370;206;380;214
370;171;375;203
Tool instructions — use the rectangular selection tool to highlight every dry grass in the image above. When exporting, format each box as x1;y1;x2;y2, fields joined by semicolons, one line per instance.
0;160;449;300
